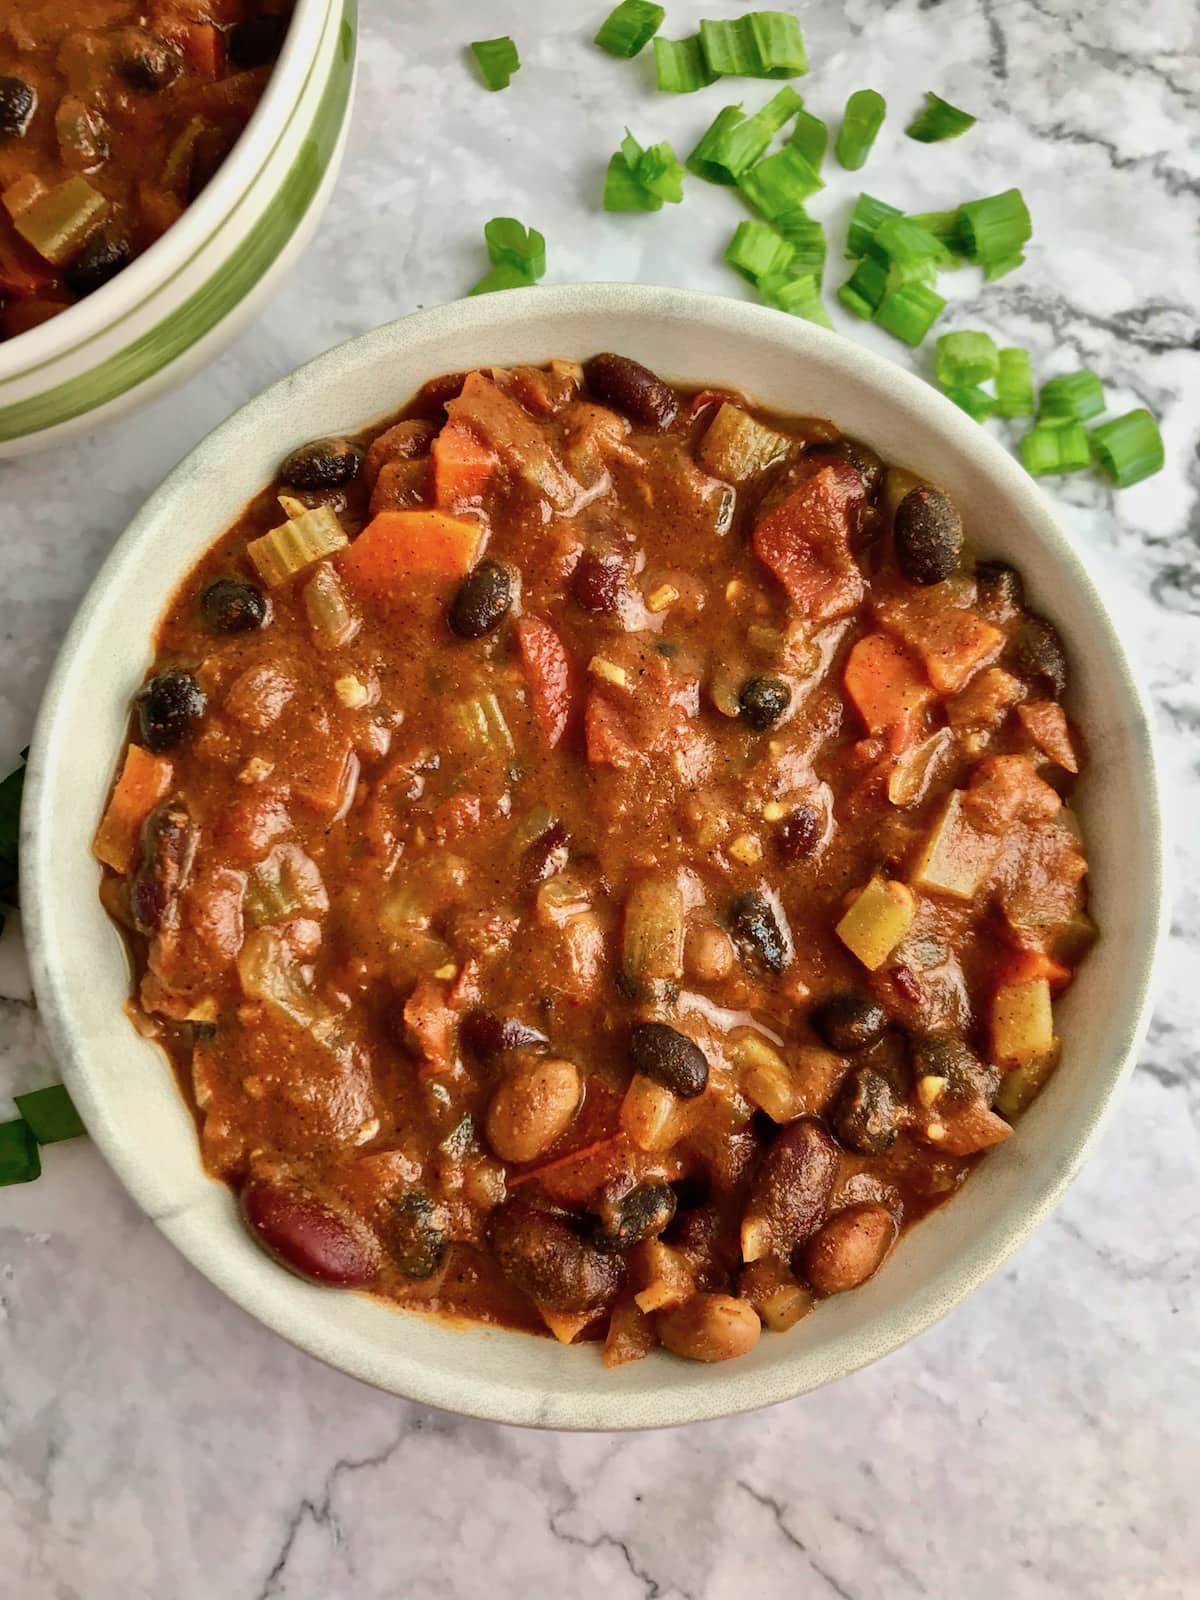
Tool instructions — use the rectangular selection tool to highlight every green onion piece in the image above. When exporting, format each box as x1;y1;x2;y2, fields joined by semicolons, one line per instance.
14;1084;85;1144
1089;409;1164;487
776;210;826;283
688;88;802;185
906;91;976;143
995;348;1035;417
866;215;949;282
759;271;832;327
908;209;969;258
958;188;1032;266
874;280;946;345
846;193;902;257
936;330;999;388
469;263;538;295
835;89;886;170
594;0;665;57
630;136;686;203
700;13;807;79
789;107;828;172
469;37;520;91
985;251;1025;281
738;141;823;219
945;384;998;422
603;151;662;212
1037;369;1106;427
0;1119;40;1185
837;256;889;320
1020;423;1091;476
653;35;716;92
484;217;546;278
725;220;795;284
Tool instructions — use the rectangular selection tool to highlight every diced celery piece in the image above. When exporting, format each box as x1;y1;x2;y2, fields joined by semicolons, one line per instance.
729;1031;802;1122
991;977;1054;1065
6;174;107;265
835;875;917;970
995;1047;1060;1116
622;876;685;980
247;504;348;587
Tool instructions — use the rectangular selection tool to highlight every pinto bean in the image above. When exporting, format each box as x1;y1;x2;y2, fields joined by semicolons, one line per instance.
801;1203;897;1294
684;922;735;983
485;1057;581;1163
657;1293;762;1362
742;1117;838;1262
241;1181;380;1287
583;353;678;431
491;1201;620;1312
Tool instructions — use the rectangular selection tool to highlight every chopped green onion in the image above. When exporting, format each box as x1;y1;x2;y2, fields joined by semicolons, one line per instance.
699;13;808;79
866;215;949;282
835;89;886;170
14;1085;85;1144
653;35;716;92
936;330;999;388
837;256;889;320
688;88;802;184
758;271;831;327
603;151;662;211
906;91;976;143
1037;369;1105;427
995;348;1035;417
604;132;685;210
634;138;687;203
0;1119;40;1185
469;262;540;295
958;188;1032;267
1020;423;1091;476
985;252;1025;280
1089;409;1165;487
469;37;520;91
484;217;546;278
874;280;946;345
725;221;795;284
738;140;823;219
594;1;665;57
789;108;828;172
908;209;969;258
776;210;826;282
945;385;998;422
846;193;902;257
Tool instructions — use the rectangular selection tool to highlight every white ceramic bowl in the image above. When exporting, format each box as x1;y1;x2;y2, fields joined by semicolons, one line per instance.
0;0;356;458
21;286;1164;1429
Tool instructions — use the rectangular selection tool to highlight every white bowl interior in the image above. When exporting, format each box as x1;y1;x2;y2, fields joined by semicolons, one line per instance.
22;287;1162;1429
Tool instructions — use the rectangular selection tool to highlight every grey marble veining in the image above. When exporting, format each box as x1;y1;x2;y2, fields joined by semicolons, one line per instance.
1;2;1197;1595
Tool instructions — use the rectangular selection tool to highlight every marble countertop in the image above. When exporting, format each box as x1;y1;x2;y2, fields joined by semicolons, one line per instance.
2;1;1198;1594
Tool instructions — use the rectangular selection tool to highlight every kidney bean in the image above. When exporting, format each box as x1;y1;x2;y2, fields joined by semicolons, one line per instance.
592;1180;677;1253
629;1022;709;1099
745;1118;838;1258
485;1057;581;1163
830;1065;898;1155
129;801;196;934
812;993;888;1053
657;1293;761;1363
583;353;678;431
520;821;570;889
460;1010;550;1057
801;1203;897;1294
775;804;822;864
572;551;625;614
893;486;964;586
241;1181;380;1287
491;1201;620;1311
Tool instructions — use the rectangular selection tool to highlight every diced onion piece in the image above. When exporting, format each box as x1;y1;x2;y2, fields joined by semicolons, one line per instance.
1089;409;1164;488
237;928;334;1035
995;348;1035;417
632;1239;694;1311
622;875;685;981
909;791;1001;900
846;192;902;258
991;977;1054;1066
620;1074;680;1153
697;401;790;483
594;0;665;57
5;173;107;264
887;727;953;806
835;89;886;171
1019;423;1091;476
1037;369;1105;427
652;35;716;93
302;561;360;649
936;330;999;388
247;504;348;587
469;36;520;91
539;1307;597;1344
729;1031;802;1122
905;90;976;142
836;875;917;970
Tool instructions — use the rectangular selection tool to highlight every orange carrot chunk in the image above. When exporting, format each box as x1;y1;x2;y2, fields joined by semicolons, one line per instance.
93;746;174;872
432;421;500;509
339;510;484;596
844;632;933;736
516;615;574;748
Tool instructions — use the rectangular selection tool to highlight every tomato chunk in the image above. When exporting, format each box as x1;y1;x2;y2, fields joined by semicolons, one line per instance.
516;615;573;748
752;461;866;620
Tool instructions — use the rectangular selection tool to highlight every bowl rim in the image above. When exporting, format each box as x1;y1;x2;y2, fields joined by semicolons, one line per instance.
20;284;1166;1428
0;0;337;385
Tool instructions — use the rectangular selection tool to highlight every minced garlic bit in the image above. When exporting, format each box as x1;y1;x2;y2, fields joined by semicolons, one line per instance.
242;1075;265;1100
335;673;370;709
433;962;459;981
237;755;274;785
728;832;763;866
762;800;788;822
646;582;680;614
926;1121;947;1142
725;579;745;603
916;1074;947;1108
588;655;627;688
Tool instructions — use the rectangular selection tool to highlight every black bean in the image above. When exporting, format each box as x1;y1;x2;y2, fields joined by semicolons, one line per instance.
64;233;131;298
460;1009;549;1057
728;890;790;975
228;13;290;69
629;1021;709;1099
1012;615;1068;699
583;353;678;431
200;577;268;635
113;27;182;91
0;77;36;138
910;1035;999;1107
448;560;514;640
281;437;361;491
491;1202;620;1312
830;1065;898;1155
738;676;791;732
812;993;888;1053
571;551;624;614
591;1180;677;1253
383;1191;446;1279
974;559;1025;620
809;438;884;496
520;822;569;890
135;669;206;753
894;486;964;586
775;804;821;864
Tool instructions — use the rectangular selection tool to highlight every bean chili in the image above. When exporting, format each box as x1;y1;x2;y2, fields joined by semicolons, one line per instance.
94;354;1094;1366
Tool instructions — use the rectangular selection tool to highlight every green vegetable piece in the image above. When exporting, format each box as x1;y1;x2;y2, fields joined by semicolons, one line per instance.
594;1;665;57
837;256;888;320
935;330;999;388
945;384;998;421
874;280;946;345
776;210;826;283
0;1119;40;1186
906;91;976;142
866;215;949;282
985;251;1025;280
789;108;827;171
1089;409;1165;487
1037;369;1106;427
758;271;832;327
725;220;795;284
835;89;886;170
845;193;902;258
995;348;1035;417
908;209;969;260
687;105;748;183
14;1084;86;1144
635;138;687;203
469;37;520;91
469;263;539;295
1019;423;1092;476
738;141;823;220
653;35;716;92
687;88;803;184
484;217;546;278
957;188;1032;266
603;150;662;212
699;13;807;79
